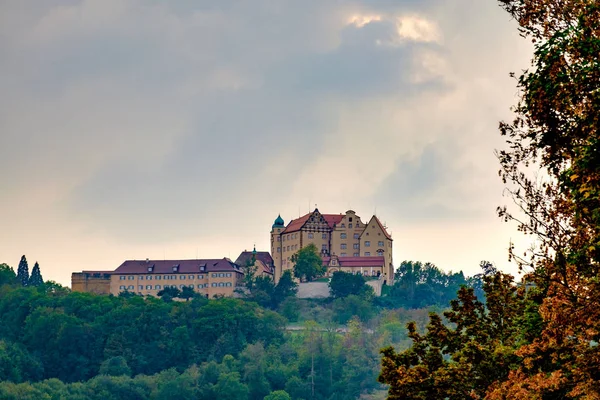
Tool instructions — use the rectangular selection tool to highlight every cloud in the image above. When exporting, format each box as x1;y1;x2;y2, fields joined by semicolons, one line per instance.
0;0;533;284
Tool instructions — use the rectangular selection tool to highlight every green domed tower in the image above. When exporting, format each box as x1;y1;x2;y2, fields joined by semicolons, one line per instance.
271;214;285;282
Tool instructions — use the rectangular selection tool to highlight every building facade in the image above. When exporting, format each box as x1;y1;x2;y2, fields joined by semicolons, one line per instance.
234;248;275;279
72;258;244;298
271;209;394;283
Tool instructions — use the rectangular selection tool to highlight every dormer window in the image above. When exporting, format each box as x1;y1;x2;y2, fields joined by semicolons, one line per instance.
147;264;154;272
200;264;206;272
172;264;179;272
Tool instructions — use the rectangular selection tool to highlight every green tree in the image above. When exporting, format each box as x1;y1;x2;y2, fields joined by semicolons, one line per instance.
157;286;180;302
291;244;325;282
99;356;132;377
0;263;16;286
179;286;197;301
329;271;367;298
272;270;297;309
16;256;28;287
28;262;44;287
263;390;291;400
379;273;538;399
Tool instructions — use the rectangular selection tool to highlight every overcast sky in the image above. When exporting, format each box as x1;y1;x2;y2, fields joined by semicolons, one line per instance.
0;0;533;286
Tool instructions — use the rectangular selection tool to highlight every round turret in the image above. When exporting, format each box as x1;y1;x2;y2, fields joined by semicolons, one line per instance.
272;214;285;228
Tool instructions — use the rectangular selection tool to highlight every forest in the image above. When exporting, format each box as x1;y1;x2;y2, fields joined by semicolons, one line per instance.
0;257;488;399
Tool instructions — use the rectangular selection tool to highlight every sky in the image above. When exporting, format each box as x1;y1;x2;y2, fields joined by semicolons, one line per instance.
0;0;534;286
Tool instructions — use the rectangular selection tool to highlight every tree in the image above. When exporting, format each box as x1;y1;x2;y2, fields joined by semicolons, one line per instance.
329;271;367;298
291;244;325;282
379;272;539;399
180;286;197;301
157;286;181;302
99;356;132;377
16;256;28;287
263;390;291;400
272;270;298;308
0;263;16;286
489;0;600;397
28;263;44;287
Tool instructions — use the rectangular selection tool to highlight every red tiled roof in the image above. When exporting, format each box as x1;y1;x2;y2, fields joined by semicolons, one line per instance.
322;214;344;228
322;256;386;267
114;259;242;274
282;212;345;234
234;251;274;275
282;213;311;233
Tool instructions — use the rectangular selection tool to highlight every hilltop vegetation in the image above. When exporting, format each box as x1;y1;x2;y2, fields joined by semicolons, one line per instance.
0;257;490;399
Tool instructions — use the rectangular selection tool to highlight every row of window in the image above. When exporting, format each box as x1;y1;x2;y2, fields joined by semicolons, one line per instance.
119;274;206;281
283;244;298;253
307;233;328;239
118;273;233;281
282;233;298;242
211;273;232;278
119;282;233;291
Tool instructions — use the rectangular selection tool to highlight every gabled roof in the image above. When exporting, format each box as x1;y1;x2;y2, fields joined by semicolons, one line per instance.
282;213;311;234
114;259;242;274
282;210;345;234
323;214;344;228
322;256;386;267
235;251;275;275
361;215;393;241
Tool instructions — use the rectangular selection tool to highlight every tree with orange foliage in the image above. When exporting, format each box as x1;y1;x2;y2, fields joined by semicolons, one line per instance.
381;0;600;398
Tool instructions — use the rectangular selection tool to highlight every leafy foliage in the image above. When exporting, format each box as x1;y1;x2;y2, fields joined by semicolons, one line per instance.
329;271;370;298
0;263;16;286
291;244;325;282
377;261;467;309
379;273;540;399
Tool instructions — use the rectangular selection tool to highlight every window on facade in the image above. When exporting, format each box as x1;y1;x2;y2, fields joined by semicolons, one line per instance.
341;243;347;249
353;253;359;257
341;224;345;228
138;285;143;290
353;243;359;249
189;275;194;279
120;276;125;280
377;250;384;256
348;223;352;228
146;285;152;289
212;273;217;278
365;241;370;247
277;236;280;242
322;244;327;251
308;233;314;239
156;276;161;280
140;276;144;280
198;275;204;279
197;285;203;289
341;233;347;239
378;241;384;246
120;285;125;289
227;273;232;277
349;217;353;222
227;282;232;287
365;252;371;256
353;233;359;239
156;285;161;290
128;285;134;289
147;276;152;280
356;223;360;228
277;247;281;252
128;276;134;280
322;233;327;239
340;252;347;257
189;284;194;288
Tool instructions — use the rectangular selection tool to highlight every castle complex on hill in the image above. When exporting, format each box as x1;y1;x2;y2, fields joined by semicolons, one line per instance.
271;209;393;284
71;208;394;297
